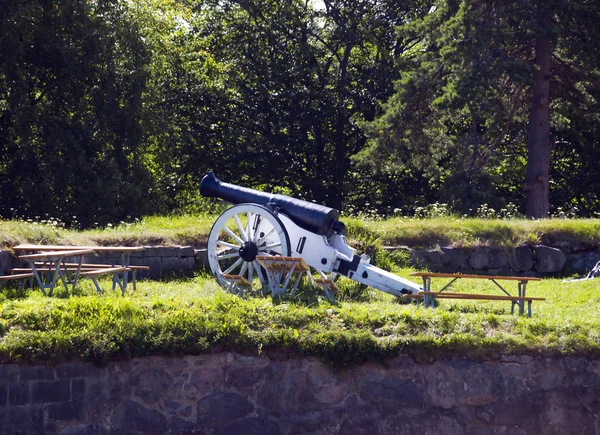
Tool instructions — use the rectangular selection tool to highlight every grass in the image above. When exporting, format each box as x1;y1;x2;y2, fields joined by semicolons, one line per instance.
1;214;598;366
343;216;600;249
1;269;599;367
0;215;216;249
1;214;599;250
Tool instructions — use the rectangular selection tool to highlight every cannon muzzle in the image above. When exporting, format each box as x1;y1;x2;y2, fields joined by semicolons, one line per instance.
200;172;343;235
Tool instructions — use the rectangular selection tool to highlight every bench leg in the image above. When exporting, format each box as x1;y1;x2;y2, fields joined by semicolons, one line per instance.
91;278;103;295
511;301;515;315
527;300;532;317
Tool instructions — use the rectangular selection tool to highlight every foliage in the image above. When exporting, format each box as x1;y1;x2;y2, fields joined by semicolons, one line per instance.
1;272;599;366
357;0;600;218
1;0;600;225
0;0;156;227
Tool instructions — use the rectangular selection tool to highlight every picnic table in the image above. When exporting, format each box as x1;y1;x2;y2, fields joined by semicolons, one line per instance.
11;245;146;295
407;272;544;317
18;249;95;296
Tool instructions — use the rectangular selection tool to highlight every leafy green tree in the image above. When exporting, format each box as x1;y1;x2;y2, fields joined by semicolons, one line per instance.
359;0;600;218
147;0;431;212
0;0;155;226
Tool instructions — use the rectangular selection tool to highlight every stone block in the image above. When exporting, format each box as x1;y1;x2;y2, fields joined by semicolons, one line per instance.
169;415;196;432
359;377;423;409
20;365;56;381
60;424;108;435
56;362;103;379
222;417;281;435
339;414;378;435
72;379;86;401
408;249;428;269
179;246;195;257
535;246;567;273
426;360;502;409
469;247;508;270
0;250;12;274
130;249;146;258
49;401;83;421
110;399;168;433
196;249;209;270
197;392;253;427
424;249;443;272
382;413;463;435
566;249;600;275
440;247;469;273
0;383;6;406
31;379;71;403
162;256;189;272
5;404;46;432
485;392;545;433
139;256;163;279
0;364;19;381
142;246;181;257
511;245;534;271
9;382;30;405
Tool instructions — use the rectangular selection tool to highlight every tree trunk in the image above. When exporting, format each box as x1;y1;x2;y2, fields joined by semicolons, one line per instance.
524;30;552;218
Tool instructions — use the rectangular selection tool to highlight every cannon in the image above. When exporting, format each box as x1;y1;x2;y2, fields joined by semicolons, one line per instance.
200;172;421;298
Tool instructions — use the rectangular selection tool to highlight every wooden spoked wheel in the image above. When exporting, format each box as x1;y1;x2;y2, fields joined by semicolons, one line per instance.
207;204;291;294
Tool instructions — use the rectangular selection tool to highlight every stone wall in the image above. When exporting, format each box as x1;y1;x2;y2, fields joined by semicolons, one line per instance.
391;244;600;277
2;244;599;279
1;353;600;434
0;248;209;280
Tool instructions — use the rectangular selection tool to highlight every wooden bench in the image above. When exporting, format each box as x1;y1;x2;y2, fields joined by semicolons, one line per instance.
404;292;545;317
408;272;544;317
13;245;145;296
36;262;150;292
8;263;150;293
0;272;35;291
79;267;132;295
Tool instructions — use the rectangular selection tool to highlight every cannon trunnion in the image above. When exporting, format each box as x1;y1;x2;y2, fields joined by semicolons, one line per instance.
200;172;422;298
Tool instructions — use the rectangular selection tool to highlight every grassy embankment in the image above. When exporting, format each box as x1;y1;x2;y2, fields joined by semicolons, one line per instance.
1;214;600;249
0;215;599;366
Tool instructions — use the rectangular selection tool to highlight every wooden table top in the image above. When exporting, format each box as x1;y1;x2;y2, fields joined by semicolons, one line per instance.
18;249;96;260
13;244;145;253
409;272;541;281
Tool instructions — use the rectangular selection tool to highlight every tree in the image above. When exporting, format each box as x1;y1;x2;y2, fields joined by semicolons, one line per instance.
0;0;155;226
359;0;600;218
147;0;431;212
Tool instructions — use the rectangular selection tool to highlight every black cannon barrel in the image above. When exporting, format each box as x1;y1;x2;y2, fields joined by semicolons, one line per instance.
200;172;340;235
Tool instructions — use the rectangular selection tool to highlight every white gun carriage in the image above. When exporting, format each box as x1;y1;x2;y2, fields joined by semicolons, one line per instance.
200;172;422;299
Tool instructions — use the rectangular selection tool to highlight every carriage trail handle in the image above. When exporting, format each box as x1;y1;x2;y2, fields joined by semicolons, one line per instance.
200;172;345;236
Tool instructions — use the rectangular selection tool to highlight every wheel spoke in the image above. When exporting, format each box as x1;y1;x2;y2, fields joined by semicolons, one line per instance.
244;212;250;241
239;261;248;277
216;252;239;261
223;225;244;246
252;215;262;242
247;261;254;283
259;242;282;251
233;214;248;242
257;227;276;246
223;258;243;275
217;240;241;250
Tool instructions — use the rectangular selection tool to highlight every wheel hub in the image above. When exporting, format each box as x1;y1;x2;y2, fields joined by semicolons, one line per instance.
239;241;259;262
